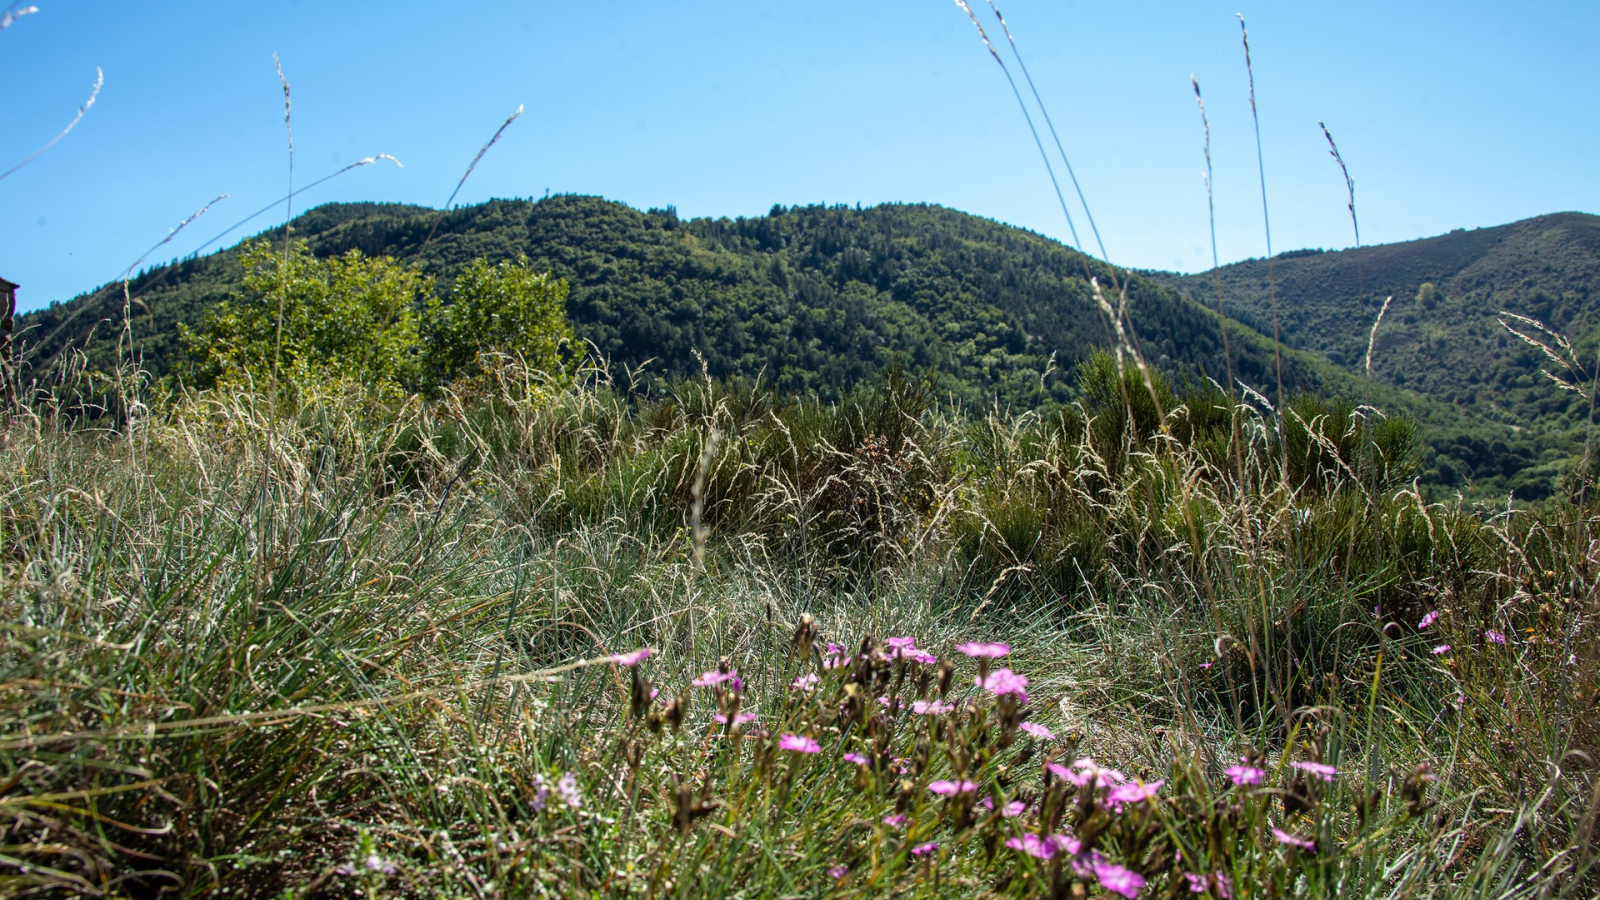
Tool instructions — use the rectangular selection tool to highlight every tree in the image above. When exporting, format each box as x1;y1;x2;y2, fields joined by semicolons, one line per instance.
424;256;575;387
182;239;427;392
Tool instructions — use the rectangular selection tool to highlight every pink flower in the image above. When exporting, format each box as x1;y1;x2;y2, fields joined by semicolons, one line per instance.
713;712;757;726
1107;779;1164;808
1272;828;1315;850
1093;860;1146;899
827;865;848;879
692;670;740;688
1431;645;1451;655
956;641;1010;658
975;668;1029;701
1199;661;1214;669
556;771;582;809
1067;757;1126;787
910;842;939;857
1485;630;1507;645
1224;765;1264;787
885;636;918;651
982;796;1028;816
1418;610;1439;630
778;733;821;754
610;647;653;666
844;752;869;765
912;699;954;715
791;673;820;692
1020;722;1054;740
1292;761;1337;782
1044;761;1072;782
882;814;907;827
823;643;849;668
1005;833;1078;859
1186;871;1233;897
928;779;977;795
904;648;938;665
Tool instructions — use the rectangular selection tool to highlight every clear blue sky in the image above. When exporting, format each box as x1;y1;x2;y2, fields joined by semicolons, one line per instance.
3;1;1597;313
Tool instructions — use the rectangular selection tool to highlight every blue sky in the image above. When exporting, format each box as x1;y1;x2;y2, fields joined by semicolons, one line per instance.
3;1;1597;313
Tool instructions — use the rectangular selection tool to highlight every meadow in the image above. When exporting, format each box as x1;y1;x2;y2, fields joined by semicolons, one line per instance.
1;344;1595;898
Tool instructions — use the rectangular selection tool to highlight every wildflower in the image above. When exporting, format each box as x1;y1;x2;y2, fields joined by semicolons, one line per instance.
912;699;954;715
1272;828;1315;850
778;733;821;754
823;643;848;669
1431;644;1451;655
610;647;652;666
975;668;1029;701
791;673;820;692
1418;610;1439;630
1005;833;1077;859
882;814;907;827
556;771;582;809
886;636;918;651
1044;761;1071;782
1186;871;1233;898
1224;765;1264;787
692;670;739;688
828;864;848;879
928;779;977;795
713;712;757;726
905;648;938;665
1093;860;1146;899
1107;779;1164;809
1292;761;1337;782
844;752;869;765
911;841;939;857
1067;757;1126;787
1485;630;1507;645
956;641;1010;658
364;854;397;874
530;773;549;811
982;796;1028;816
1199;661;1214;669
1020;722;1054;740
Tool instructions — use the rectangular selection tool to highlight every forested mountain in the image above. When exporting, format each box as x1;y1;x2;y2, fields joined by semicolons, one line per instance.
15;196;1573;496
1153;212;1600;495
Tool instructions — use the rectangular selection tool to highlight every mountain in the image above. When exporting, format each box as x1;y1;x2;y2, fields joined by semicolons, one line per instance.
14;196;1559;496
1152;212;1600;495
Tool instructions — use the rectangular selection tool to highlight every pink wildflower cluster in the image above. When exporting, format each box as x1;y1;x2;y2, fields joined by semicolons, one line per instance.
975;668;1029;702
1002;833;1145;898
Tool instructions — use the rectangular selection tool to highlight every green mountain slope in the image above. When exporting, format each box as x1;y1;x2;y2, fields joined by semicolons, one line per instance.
1153;212;1600;493
17;196;1544;494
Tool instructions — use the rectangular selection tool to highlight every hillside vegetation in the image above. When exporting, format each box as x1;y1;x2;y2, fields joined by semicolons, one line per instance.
1156;212;1600;496
19;196;1562;496
1;352;1595;897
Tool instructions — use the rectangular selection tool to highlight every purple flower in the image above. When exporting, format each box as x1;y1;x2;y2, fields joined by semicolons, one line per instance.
791;672;820;692
912;699;954;715
609;647;652;666
975;668;1029;701
1485;630;1507;645
1020;722;1054;740
828;864;848;879
1044;761;1071;782
1067;757;1127;787
1292;761;1337;782
983;796;1028;816
713;712;757;726
882;814;907;827
778;733;821;754
530;773;549;811
1224;765;1264;787
956;641;1011;658
1186;872;1233;898
1107;779;1164;809
692;670;739;688
823;643;848;669
844;752;869;765
1199;661;1214;669
1093;860;1146;898
1418;610;1439;630
557;771;582;809
885;636;918;651
904;648;938;665
1005;833;1077;859
928;779;977;795
1272;828;1315;850
910;841;939;858
1431;644;1452;655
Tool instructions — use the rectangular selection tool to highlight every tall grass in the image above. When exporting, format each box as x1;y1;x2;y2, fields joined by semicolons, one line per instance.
1;352;1595;897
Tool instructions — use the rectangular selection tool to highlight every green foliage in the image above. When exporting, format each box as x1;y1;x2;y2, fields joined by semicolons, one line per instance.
180;239;427;392
424;255;575;388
